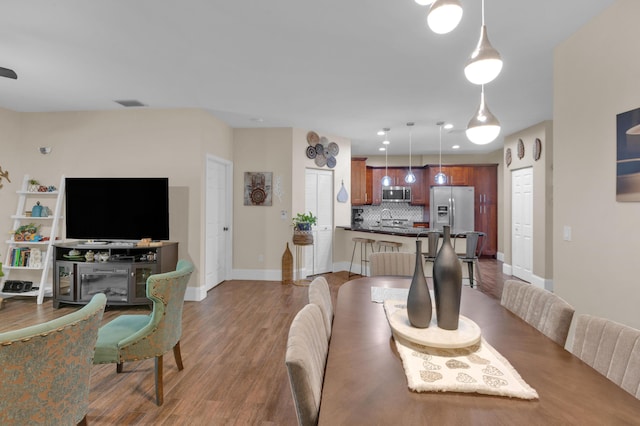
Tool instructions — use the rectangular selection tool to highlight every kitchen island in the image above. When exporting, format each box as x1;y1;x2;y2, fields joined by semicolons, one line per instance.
335;226;474;277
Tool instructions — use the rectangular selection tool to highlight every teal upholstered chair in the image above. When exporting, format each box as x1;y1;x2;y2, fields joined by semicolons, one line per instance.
0;293;107;426
93;259;194;406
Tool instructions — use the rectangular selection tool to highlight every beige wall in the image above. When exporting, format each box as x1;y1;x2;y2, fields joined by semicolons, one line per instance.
233;128;351;279
0;108;234;298
554;0;640;328
502;121;553;288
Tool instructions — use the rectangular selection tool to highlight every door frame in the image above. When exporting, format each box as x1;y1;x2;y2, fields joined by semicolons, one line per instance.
511;167;533;283
205;154;233;292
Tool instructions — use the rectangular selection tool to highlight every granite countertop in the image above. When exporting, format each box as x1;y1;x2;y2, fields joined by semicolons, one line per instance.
337;225;434;237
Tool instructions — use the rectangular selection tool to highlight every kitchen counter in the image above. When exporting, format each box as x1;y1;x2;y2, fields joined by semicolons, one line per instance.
338;225;431;237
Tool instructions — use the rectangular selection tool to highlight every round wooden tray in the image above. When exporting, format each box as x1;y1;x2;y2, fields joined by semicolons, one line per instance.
389;309;481;349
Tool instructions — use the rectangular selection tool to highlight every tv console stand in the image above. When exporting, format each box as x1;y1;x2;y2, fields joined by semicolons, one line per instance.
52;241;178;308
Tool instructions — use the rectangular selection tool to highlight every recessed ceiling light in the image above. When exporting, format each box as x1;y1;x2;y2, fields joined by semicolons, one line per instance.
452;145;460;149
444;123;454;130
379;147;386;151
383;140;390;145
250;117;264;123
377;130;385;136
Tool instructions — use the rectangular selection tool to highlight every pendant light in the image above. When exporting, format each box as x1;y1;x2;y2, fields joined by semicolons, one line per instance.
381;128;392;187
464;0;502;85
427;0;463;35
405;122;416;184
434;122;447;184
466;85;500;144
414;0;434;5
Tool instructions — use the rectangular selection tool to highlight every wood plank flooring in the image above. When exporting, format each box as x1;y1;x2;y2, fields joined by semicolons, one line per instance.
0;259;514;425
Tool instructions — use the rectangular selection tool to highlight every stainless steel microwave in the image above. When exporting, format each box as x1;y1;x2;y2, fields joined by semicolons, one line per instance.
381;186;411;202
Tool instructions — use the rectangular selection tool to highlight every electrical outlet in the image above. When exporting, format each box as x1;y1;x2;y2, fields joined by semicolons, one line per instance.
281;210;287;220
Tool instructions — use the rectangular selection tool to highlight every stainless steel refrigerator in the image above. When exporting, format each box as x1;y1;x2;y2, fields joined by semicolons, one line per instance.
430;186;475;233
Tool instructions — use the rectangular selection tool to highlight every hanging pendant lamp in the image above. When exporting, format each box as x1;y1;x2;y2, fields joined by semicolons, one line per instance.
464;0;502;85
414;0;434;5
434;122;447;184
466;85;500;145
427;0;463;35
381;128;392;187
405;122;416;184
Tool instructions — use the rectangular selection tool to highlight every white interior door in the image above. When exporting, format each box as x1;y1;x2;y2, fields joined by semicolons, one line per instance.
205;155;233;291
512;167;533;282
305;169;333;276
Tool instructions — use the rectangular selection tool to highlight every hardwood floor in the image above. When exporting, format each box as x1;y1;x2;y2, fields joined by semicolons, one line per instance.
0;259;513;425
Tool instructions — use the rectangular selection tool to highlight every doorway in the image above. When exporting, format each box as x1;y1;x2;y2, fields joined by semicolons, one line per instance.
205;154;233;291
305;168;333;276
511;167;533;282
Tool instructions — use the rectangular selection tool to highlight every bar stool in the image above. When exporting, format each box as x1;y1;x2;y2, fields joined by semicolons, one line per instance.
377;241;402;252
348;237;376;278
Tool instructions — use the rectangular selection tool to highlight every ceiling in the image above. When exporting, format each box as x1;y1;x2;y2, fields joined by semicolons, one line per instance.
0;1;614;156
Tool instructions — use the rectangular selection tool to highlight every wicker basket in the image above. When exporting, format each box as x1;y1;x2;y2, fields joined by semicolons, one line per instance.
292;230;314;246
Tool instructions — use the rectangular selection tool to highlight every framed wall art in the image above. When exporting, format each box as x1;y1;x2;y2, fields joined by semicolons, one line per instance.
616;107;640;201
244;172;273;206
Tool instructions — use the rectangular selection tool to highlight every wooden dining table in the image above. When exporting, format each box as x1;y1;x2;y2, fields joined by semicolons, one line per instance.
318;277;640;425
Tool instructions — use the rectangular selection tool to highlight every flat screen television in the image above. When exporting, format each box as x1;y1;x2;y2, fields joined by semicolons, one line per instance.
65;177;169;241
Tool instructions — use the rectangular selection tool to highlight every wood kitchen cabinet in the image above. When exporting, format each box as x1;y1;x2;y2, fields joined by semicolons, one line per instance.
473;165;498;257
370;167;383;205
430;165;471;186
369;167;423;205
351;158;368;205
408;167;427;206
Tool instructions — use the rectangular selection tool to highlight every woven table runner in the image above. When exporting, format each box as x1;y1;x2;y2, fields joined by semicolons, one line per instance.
384;300;539;400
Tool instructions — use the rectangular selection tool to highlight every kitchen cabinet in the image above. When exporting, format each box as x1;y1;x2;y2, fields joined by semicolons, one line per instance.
430;165;471;186
473;165;498;256
351;158;368;205
370;167;383;205
408;167;427;206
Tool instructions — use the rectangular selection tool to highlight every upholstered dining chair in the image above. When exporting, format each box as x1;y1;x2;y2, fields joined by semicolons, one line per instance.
0;293;107;426
93;259;194;406
571;314;640;399
370;252;416;277
500;280;575;347
308;276;333;340
285;303;329;426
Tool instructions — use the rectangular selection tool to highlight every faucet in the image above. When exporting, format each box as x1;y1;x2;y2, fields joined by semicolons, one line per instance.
379;208;393;223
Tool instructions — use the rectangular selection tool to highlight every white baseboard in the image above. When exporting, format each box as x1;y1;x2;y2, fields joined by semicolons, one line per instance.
501;262;554;292
502;262;512;275
496;251;504;262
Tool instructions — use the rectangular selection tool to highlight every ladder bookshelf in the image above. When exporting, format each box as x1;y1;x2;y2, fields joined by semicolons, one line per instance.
1;174;65;304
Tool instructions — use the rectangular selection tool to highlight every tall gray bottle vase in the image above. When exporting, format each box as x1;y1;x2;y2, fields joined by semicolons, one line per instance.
407;239;432;328
433;225;462;330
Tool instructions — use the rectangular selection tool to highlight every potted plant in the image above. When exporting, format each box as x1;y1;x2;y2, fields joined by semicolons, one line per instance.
292;211;317;232
28;179;39;192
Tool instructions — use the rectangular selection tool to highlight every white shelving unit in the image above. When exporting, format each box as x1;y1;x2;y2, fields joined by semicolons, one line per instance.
2;174;65;304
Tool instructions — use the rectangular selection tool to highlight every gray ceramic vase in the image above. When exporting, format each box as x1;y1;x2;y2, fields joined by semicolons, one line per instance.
407;239;432;328
433;225;462;330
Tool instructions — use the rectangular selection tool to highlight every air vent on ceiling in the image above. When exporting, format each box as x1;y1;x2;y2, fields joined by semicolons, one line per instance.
114;99;146;107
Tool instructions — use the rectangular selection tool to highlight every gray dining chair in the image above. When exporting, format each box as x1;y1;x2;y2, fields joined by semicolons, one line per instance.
571;314;640;399
500;280;575;346
370;252;416;277
455;231;483;288
308;276;333;340
285;303;329;426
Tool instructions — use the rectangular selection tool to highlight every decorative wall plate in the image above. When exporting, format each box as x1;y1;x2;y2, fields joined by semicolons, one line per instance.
505;148;512;167
326;155;337;168
517;139;525;159
306;145;317;159
314;154;327;167
534;138;542;161
307;131;320;145
328;142;339;156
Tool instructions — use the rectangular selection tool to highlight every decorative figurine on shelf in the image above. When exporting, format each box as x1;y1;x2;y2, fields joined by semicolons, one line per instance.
84;250;95;262
28;179;39;192
31;201;43;218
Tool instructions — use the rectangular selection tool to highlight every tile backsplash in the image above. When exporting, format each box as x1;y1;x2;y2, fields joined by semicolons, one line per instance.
355;203;425;227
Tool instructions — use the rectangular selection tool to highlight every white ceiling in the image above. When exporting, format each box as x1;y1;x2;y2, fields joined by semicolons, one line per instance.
0;1;615;156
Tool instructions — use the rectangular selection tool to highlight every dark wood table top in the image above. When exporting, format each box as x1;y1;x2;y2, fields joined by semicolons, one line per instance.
318;277;640;425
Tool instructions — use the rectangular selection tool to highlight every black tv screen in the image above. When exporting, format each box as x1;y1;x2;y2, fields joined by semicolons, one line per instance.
65;177;170;241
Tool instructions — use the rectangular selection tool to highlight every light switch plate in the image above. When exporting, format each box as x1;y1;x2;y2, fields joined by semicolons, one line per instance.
563;225;572;241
